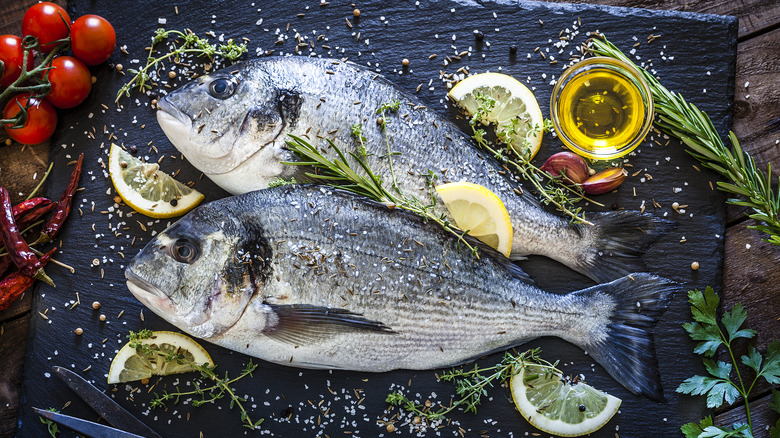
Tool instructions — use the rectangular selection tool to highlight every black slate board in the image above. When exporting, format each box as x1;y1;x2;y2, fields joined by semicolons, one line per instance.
18;0;737;437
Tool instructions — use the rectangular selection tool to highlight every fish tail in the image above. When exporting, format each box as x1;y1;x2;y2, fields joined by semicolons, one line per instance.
572;273;679;401
573;211;673;283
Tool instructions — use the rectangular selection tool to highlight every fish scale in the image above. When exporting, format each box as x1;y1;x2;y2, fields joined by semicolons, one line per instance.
127;185;679;400
157;56;671;283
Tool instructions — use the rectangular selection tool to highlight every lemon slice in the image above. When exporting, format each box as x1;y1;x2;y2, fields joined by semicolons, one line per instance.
108;143;204;218
510;364;621;437
449;72;544;159
108;331;214;384
435;182;513;257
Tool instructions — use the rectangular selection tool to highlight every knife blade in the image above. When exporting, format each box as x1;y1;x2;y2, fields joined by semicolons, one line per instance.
51;366;163;438
33;408;148;438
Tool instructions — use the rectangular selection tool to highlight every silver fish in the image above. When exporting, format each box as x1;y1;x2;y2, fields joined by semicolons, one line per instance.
156;57;668;284
126;185;677;401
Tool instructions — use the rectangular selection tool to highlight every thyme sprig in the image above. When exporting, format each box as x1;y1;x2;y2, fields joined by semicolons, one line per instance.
386;348;559;422
116;28;247;102
284;102;480;257
127;330;263;429
591;36;780;246
466;93;602;225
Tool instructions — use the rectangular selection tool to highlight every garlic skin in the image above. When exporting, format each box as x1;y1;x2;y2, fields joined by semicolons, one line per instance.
582;167;628;195
539;152;590;185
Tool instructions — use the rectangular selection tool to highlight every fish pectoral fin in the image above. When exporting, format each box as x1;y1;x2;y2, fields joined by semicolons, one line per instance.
263;303;395;345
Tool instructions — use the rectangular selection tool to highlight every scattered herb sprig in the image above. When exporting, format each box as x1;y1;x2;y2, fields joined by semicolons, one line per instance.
38;408;60;438
127;330;263;429
591;36;780;246
386;348;559;422
466;93;602;225
116;28;247;102
284;101;480;257
676;287;780;437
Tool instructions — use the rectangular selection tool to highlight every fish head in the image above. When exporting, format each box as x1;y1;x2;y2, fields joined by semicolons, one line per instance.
157;61;299;192
125;203;273;339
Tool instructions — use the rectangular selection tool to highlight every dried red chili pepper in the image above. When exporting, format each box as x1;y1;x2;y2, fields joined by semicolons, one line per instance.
0;255;11;279
39;153;83;243
16;203;55;230
0;247;55;311
0;187;40;276
12;197;51;219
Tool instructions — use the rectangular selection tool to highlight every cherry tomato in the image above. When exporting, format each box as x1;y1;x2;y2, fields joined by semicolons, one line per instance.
44;56;92;109
3;94;57;145
0;35;34;88
21;2;71;53
70;15;115;65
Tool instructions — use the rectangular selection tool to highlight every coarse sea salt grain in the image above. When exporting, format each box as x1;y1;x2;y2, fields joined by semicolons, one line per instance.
158;18;166;24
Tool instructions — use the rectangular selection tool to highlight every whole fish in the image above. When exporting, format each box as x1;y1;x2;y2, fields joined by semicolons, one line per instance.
156;56;669;283
126;185;677;401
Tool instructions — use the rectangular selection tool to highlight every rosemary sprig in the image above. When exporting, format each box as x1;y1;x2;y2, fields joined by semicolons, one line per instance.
116;28;247;102
591;36;780;246
466;93;602;225
386;348;559;421
283;104;480;257
127;330;263;429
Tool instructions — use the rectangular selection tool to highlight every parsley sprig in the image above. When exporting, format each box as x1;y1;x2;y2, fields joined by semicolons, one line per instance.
677;287;780;437
127;330;263;429
116;28;247;102
385;348;559;422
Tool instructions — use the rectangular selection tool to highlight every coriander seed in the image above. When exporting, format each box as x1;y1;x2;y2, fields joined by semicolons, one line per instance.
169;71;177;79
99;314;106;321
386;424;395;433
92;301;101;310
691;261;700;270
402;58;409;67
74;328;83;335
353;8;360;17
115;63;123;72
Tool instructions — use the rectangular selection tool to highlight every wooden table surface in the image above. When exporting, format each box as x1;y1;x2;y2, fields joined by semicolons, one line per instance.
1;0;778;436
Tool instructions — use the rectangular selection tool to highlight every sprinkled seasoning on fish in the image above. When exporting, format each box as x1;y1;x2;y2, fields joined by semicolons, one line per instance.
126;185;678;400
156;57;669;283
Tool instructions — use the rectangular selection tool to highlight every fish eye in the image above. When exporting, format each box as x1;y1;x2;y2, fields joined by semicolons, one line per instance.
208;77;237;99
170;239;200;264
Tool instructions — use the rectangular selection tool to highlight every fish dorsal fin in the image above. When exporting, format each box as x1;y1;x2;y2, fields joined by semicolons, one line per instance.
263;303;395;345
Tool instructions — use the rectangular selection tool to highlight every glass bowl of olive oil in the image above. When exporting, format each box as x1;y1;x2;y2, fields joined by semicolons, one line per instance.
550;57;654;160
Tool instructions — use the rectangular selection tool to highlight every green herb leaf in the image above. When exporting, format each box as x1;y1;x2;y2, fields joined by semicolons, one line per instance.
683;288;725;356
740;345;763;375
721;303;756;343
681;416;712;438
770;389;780;438
760;341;780;385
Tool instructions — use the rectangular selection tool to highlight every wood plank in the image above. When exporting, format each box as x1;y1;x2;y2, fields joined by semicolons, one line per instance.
715;391;779;433
0;316;28;438
726;27;780;224
542;0;780;38
723;219;780;351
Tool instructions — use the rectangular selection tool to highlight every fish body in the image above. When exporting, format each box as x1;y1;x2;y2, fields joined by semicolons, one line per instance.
156;57;668;283
126;185;676;400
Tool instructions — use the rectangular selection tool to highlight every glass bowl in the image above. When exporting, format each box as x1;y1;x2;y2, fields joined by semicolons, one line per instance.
550;57;654;160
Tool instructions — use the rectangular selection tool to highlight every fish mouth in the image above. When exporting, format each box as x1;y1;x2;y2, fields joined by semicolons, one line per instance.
125;268;174;313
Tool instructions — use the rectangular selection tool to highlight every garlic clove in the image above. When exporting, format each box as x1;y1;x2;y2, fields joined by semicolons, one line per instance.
582;167;628;195
539;152;590;185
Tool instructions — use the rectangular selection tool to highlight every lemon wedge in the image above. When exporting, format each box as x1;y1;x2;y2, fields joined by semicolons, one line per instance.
108;331;214;384
435;182;513;257
108;143;204;218
449;72;544;159
510;364;621;437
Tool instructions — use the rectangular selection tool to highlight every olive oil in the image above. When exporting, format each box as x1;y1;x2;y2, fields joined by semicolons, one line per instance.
556;69;645;156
